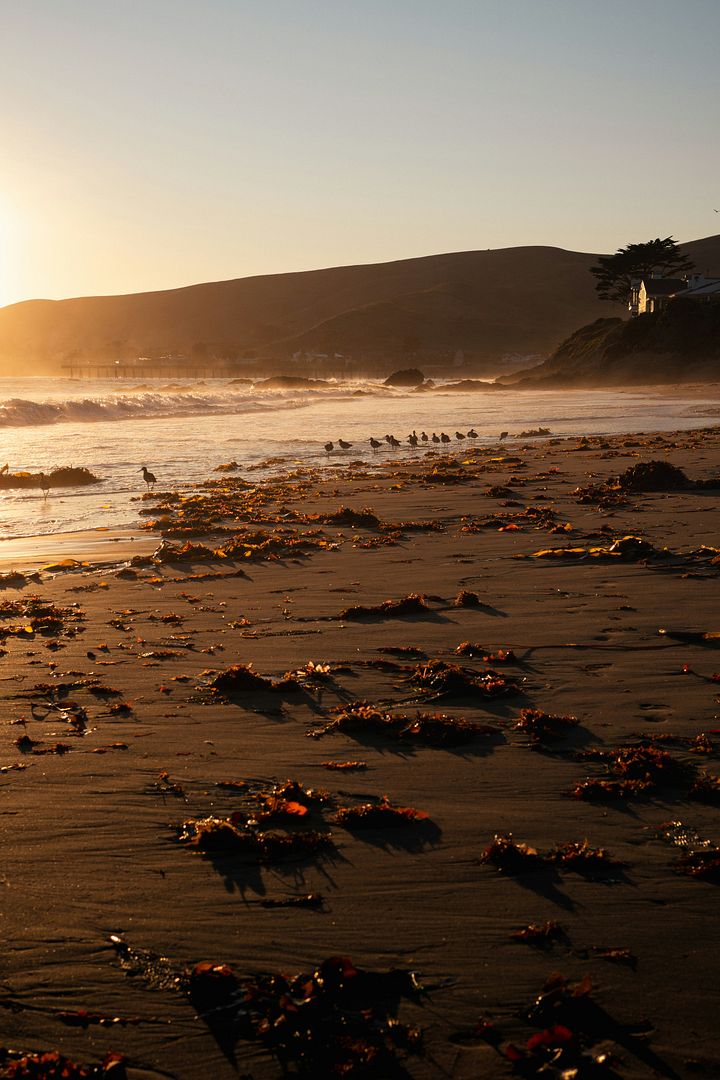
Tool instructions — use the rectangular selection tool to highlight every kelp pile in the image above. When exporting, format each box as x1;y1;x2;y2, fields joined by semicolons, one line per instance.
0;467;100;490
460;505;560;533
409;659;518;700
206;663;301;695
311;701;499;747
335;795;429;829
0;595;83;642
520;534;662;562
516;708;579;747
569;743;697;800
338;593;428;619
138;525;336;566
179;817;333;862
189;955;423;1077
481;835;623;876
0;1049;125;1078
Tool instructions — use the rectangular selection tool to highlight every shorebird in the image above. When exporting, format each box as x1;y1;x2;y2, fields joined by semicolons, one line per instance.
467;429;478;439
499;431;508;441
408;432;418;447
324;442;334;455
455;431;466;441
369;437;382;451
385;434;401;448
141;466;157;491
420;432;429;442
338;439;352;449
38;472;50;497
440;432;451;445
431;433;440;444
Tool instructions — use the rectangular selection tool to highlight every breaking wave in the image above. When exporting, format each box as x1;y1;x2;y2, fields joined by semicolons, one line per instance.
0;390;319;428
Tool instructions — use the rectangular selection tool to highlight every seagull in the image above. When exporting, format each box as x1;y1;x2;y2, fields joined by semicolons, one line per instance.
141;466;157;491
324;442;334;455
338;439;352;449
467;429;478;439
455;431;466;440
499;431;508;441
369;437;382;451
440;432;451;444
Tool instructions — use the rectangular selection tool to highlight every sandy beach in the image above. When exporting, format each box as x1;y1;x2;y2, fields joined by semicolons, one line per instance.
1;427;720;1079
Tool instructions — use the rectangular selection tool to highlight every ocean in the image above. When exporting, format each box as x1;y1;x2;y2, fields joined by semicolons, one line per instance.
1;376;718;541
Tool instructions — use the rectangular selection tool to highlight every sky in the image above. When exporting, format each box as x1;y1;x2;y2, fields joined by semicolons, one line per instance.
1;0;719;307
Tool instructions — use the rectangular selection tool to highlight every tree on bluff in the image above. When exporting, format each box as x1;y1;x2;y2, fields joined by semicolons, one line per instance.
590;237;694;303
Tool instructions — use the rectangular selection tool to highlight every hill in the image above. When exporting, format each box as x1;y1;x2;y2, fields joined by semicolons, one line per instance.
1;235;719;374
500;297;720;386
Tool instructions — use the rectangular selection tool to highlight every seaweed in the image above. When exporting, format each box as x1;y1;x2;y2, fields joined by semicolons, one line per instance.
179;817;334;862
338;593;428;619
453;590;481;607
409;659;517;700
480;835;547;874
511;921;564;944
516;708;579;746
335;795;429;829
208;663;300;694
0;467;100;490
571;743;693;801
0;1050;125;1078
312;701;497;747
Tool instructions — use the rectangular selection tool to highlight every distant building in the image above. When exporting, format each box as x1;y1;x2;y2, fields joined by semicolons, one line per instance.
630;273;720;316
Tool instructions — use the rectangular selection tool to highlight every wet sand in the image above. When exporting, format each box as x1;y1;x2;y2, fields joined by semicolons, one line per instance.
1;428;720;1078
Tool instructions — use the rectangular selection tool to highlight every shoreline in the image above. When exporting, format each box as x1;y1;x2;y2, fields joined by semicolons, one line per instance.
1;424;720;1077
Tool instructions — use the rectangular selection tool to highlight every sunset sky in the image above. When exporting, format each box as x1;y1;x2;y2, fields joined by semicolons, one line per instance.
1;0;719;307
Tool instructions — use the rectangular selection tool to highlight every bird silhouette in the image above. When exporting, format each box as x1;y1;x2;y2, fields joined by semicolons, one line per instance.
467;429;478;439
408;433;418;447
499;431;508;441
141;466;157;491
324;442;334;455
385;434;401;448
420;432;429;442
0;464;8;475
38;473;50;497
338;439;352;449
440;432;450;444
369;437;382;451
455;431;466;440
431;433;440;444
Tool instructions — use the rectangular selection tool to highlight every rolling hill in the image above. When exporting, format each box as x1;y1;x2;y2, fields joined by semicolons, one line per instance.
1;235;719;374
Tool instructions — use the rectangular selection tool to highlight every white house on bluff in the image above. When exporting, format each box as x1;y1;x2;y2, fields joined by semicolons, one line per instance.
629;273;720;316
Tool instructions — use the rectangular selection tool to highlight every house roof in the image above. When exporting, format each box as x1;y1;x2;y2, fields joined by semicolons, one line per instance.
641;278;687;297
677;279;720;298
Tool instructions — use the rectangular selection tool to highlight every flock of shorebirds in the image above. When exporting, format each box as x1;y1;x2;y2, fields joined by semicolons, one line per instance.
323;429;508;454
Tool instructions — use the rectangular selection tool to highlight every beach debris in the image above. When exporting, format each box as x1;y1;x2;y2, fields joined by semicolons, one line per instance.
206;663;300;694
0;1049;126;1077
179;817;334;862
658;627;720;645
260;893;324;909
617;460;691;491
335;795;429;829
481;835;623;877
320;760;368;771
338;593;428;619
511;921;564;944
311;700;498;747
409;659;518;700
0;571;41;590
657;821;720;881
453;589;482;607
0;595;83;641
591;946;637;967
516;707;579;746
481;835;547;874
522;535;660;561
0;466;100;490
570;743;693;801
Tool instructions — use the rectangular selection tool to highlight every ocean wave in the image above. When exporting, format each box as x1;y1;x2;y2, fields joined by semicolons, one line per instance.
0;392;317;428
